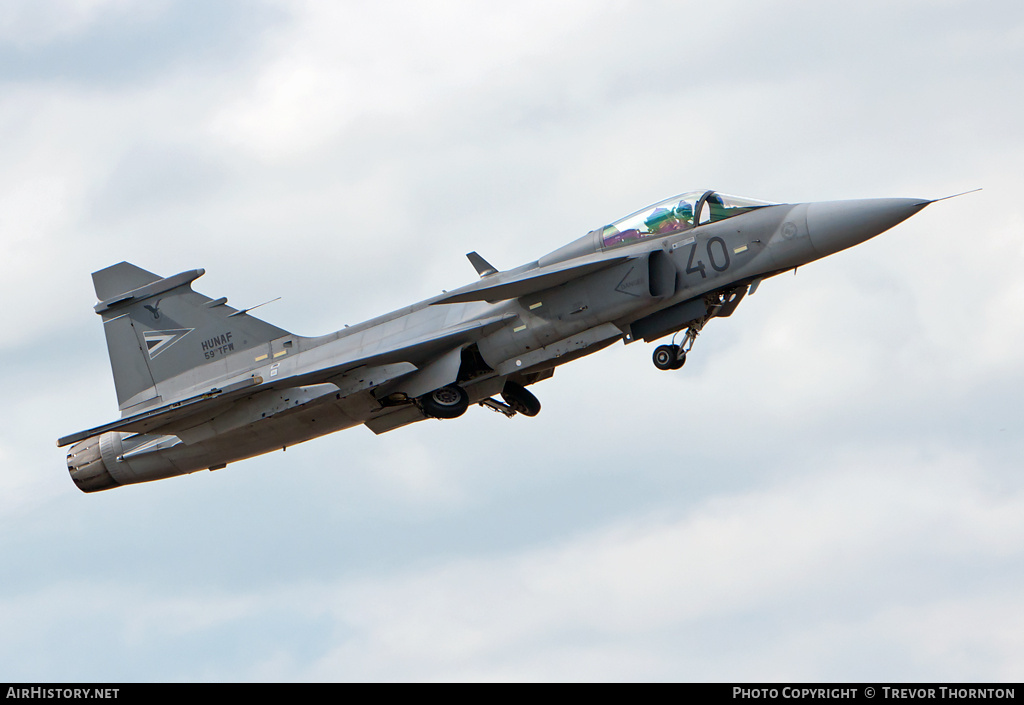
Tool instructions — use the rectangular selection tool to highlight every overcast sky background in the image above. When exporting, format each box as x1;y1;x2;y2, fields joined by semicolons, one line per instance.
1;0;1022;682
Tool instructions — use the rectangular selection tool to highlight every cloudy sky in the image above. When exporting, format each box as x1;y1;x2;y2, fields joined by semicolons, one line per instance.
2;0;1022;682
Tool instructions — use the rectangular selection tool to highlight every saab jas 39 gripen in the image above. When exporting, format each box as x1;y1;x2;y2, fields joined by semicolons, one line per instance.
60;189;935;492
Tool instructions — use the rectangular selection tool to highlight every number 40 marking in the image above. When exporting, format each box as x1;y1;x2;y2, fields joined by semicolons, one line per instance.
686;237;731;278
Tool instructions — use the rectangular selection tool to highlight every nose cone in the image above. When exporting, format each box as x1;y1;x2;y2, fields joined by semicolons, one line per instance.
806;198;929;258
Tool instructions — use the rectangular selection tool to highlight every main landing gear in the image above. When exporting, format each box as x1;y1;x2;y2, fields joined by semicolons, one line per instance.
418;381;542;420
652;324;702;371
419;385;470;419
479;381;542;419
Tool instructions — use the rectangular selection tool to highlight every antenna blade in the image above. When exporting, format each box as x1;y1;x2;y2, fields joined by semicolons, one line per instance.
467;251;498;277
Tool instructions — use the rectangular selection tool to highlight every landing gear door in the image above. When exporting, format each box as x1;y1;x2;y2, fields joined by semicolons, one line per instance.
711;287;746;318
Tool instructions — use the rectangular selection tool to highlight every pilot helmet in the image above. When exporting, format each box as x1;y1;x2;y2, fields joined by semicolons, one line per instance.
674;201;694;221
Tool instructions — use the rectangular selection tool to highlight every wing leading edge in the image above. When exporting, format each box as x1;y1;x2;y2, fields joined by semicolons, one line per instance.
432;252;632;305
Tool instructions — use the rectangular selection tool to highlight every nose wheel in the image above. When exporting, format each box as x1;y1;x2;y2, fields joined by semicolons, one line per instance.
652;324;701;371
653;345;686;370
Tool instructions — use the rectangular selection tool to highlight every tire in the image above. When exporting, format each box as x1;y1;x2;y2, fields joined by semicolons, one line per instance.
419;385;469;419
653;344;680;371
500;381;541;417
670;352;686;370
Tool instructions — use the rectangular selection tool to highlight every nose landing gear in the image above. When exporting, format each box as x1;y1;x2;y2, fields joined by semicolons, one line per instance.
652;324;701;371
653;344;685;370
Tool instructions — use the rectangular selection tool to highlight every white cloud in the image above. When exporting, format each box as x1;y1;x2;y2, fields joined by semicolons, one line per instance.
290;456;1017;679
0;0;161;49
208;1;602;164
13;444;1021;682
186;452;1020;681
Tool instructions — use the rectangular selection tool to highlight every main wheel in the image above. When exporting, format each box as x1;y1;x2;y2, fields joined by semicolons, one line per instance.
500;381;541;417
653;344;680;371
419;385;469;419
670;351;686;370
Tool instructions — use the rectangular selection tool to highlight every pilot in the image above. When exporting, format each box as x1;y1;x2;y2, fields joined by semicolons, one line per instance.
673;201;694;230
644;208;680;234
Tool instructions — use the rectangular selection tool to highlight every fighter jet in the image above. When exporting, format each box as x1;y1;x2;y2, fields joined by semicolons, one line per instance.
59;189;932;492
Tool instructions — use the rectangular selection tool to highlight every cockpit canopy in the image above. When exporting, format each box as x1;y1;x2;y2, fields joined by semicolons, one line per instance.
599;190;776;250
537;190;779;268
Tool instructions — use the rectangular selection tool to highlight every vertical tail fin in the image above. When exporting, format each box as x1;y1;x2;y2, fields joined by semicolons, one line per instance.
92;262;289;412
